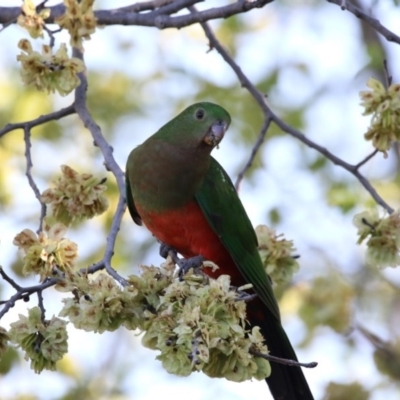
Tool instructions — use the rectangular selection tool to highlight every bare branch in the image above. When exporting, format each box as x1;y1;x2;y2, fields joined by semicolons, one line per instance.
235;117;272;192
0;276;58;320
72;47;127;287
327;0;400;45
0;104;75;139
197;14;394;214
23;126;47;233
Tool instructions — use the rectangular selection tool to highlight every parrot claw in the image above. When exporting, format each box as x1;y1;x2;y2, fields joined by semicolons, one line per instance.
177;255;205;280
158;242;205;280
159;242;176;259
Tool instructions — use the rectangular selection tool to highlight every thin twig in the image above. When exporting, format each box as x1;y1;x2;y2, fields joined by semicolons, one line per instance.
23;126;47;233
37;290;46;323
249;349;318;368
197;14;394;214
354;149;379;170
235;117;272;191
383;59;392;88
0;104;75;139
43;25;62;48
0;277;58;320
327;0;400;45
0;267;21;291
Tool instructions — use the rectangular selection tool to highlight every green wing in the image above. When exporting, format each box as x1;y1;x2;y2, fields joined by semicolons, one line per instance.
195;157;280;321
125;171;142;226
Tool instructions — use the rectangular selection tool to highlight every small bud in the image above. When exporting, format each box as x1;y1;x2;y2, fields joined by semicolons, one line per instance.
55;0;97;49
17;0;50;39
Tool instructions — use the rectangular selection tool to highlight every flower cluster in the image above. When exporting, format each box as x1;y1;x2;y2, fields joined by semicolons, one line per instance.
353;209;400;268
17;39;84;95
55;0;97;49
13;220;78;281
59;273;134;333
41;165;108;225
8;307;68;374
256;225;299;286
0;327;10;360
58;261;177;333
17;0;50;39
360;77;400;156
59;258;270;382
142;271;270;381
299;274;354;333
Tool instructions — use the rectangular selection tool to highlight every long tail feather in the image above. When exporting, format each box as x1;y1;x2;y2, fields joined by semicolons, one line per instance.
248;300;314;400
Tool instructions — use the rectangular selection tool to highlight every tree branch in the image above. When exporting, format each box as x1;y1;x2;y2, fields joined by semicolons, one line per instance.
72;47;128;287
23;126;47;233
235;117;272;192
37;290;46;323
0;271;58;320
196;14;394;214
0;1;274;29
354;149;379;170
327;0;400;45
0;104;75;139
250;348;318;368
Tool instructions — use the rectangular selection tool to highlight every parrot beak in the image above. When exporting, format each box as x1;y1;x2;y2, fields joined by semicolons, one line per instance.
204;120;229;147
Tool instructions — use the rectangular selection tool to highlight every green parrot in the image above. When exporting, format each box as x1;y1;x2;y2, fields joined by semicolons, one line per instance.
126;102;314;400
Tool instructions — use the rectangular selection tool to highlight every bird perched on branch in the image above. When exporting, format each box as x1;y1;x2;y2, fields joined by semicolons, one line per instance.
126;102;314;400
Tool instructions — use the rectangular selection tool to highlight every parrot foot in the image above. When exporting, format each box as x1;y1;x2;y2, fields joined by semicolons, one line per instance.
158;241;205;280
176;254;205;280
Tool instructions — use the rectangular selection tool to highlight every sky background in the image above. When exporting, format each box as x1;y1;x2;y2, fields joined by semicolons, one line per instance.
1;0;400;399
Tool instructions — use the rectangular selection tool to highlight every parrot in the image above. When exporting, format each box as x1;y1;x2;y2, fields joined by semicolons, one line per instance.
125;102;314;400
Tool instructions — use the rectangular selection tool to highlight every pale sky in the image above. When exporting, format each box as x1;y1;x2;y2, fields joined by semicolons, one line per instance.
1;1;400;399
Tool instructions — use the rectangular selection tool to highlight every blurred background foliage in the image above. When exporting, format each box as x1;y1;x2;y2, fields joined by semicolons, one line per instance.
1;0;400;399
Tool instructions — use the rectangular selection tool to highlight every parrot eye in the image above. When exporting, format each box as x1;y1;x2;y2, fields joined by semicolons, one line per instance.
195;108;205;120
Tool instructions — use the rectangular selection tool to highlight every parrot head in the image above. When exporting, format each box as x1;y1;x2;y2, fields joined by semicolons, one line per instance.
154;102;231;151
